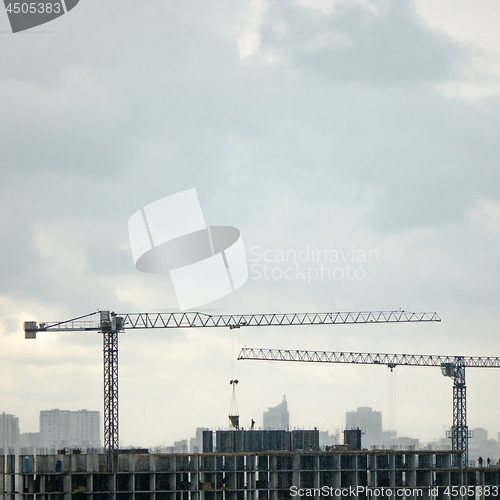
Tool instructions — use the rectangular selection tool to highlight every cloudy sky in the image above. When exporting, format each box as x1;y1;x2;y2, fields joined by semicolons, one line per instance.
1;0;500;449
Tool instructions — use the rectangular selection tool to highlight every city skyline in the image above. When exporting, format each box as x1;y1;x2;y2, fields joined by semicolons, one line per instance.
5;400;500;464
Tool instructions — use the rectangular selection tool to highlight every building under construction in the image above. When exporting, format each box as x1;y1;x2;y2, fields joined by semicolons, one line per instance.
2;446;500;499
17;310;499;496
207;430;319;454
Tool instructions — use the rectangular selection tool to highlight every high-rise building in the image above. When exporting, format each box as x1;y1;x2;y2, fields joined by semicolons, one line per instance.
40;410;70;449
70;410;100;448
263;395;289;429
346;407;390;449
39;409;101;450
0;413;20;452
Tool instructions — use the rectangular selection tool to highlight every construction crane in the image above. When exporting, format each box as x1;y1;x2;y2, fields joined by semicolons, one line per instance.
23;309;440;464
237;348;500;467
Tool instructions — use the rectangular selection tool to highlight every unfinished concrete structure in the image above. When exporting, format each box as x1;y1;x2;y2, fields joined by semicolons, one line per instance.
2;449;500;499
209;430;319;454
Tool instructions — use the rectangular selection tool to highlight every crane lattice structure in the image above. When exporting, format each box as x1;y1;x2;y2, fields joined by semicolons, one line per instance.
237;348;500;467
24;310;440;469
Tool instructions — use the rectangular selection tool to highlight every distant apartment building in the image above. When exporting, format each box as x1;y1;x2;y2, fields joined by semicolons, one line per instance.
469;427;500;466
0;413;20;452
173;440;188;453
263;395;289;429
346;406;391;449
39;409;101;450
71;409;101;448
20;432;40;451
190;427;209;453
319;430;338;448
472;428;488;443
392;437;419;449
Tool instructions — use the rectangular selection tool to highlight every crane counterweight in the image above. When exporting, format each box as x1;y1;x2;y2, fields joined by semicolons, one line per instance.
24;321;37;339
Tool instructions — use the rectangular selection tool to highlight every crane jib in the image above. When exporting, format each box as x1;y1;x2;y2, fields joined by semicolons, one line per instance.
237;348;500;368
24;310;440;335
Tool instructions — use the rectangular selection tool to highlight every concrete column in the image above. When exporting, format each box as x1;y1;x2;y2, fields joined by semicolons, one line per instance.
39;472;46;494
0;455;4;494
292;454;300;488
6;455;15;494
269;455;277;490
111;468;116;500
368;454;377;486
389;454;395;487
313;455;320;489
63;474;72;500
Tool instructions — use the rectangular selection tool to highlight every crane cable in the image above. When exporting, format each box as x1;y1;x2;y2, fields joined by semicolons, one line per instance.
387;368;397;442
228;328;240;429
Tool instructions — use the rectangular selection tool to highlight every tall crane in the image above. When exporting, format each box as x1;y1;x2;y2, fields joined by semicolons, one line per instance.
237;348;499;467
23;310;439;466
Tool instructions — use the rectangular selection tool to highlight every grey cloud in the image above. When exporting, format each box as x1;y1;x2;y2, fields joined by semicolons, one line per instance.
0;0;498;313
86;239;132;275
259;0;462;85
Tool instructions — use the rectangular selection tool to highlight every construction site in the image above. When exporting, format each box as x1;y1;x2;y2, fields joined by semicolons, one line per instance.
4;0;500;495
2;443;500;499
2;309;499;497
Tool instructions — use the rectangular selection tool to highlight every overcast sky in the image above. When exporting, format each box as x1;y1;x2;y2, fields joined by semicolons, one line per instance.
1;0;500;449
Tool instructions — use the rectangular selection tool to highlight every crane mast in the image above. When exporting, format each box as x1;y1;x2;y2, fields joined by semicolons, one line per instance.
237;348;499;467
24;309;440;470
101;312;119;453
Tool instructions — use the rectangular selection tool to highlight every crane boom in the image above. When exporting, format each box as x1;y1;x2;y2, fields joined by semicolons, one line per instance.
23;309;440;470
238;347;497;467
237;348;500;367
25;310;440;335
